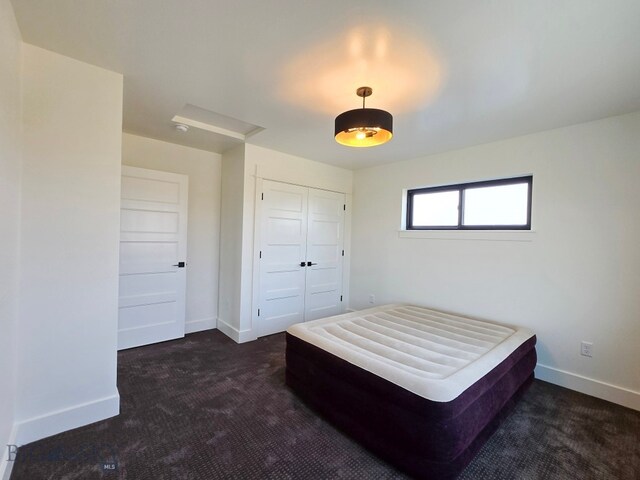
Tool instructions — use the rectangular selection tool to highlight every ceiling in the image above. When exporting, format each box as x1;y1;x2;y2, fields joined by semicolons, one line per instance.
11;0;640;170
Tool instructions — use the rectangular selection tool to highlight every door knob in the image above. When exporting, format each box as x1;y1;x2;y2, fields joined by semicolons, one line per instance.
173;262;186;268
300;261;306;267
307;261;318;266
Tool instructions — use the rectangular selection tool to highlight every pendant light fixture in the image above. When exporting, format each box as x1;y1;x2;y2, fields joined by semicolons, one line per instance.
334;86;393;147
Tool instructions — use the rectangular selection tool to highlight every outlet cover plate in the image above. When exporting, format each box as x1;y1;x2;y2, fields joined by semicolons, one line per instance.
581;341;593;357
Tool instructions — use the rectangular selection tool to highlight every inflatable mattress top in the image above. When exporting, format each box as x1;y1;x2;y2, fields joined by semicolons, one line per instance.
287;304;535;402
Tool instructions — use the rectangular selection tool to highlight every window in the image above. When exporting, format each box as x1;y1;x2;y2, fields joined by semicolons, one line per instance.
406;176;532;230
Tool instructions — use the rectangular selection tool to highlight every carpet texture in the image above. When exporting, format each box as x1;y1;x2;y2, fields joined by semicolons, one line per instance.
10;330;640;479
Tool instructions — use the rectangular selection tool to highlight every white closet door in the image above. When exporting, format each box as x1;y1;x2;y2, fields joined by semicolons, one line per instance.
258;180;308;337
304;188;345;321
118;166;188;350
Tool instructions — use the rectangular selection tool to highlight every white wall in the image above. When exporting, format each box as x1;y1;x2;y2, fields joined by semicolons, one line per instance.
0;0;22;475
350;111;640;410
122;133;222;333
16;44;123;444
246;144;353;195
218;145;246;341
218;143;354;342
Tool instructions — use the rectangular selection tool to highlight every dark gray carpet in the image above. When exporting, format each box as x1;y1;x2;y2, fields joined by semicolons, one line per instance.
10;330;640;479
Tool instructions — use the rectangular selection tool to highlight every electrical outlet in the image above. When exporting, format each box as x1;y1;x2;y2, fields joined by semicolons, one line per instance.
368;294;375;304
581;341;593;357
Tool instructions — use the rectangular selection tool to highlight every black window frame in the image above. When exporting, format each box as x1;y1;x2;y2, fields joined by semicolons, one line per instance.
406;175;533;230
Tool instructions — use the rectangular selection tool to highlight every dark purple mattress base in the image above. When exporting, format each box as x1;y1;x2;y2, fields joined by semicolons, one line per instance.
286;333;537;480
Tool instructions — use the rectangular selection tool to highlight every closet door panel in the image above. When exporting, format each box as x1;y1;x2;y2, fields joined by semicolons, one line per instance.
258;180;308;337
304;188;345;321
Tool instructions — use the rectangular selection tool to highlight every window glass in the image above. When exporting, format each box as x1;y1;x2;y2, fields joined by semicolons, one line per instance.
411;190;459;227
406;176;532;230
463;183;529;226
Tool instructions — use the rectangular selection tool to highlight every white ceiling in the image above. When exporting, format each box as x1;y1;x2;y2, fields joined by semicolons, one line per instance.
11;0;640;170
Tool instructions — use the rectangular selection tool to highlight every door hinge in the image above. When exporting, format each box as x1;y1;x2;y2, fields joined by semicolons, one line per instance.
261;193;264;200
343;204;346;211
340;295;343;302
259;250;262;259
341;250;344;257
257;308;260;316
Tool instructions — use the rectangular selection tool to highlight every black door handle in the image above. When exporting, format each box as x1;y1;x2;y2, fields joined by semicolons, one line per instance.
307;262;318;266
300;261;306;267
173;262;186;268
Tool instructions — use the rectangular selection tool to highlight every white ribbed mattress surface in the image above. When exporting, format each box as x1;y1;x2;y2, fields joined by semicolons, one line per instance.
287;304;535;402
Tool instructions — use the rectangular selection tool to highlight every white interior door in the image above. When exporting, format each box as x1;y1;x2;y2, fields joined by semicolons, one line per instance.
257;180;308;337
118;166;188;350
257;180;345;336
304;188;345;320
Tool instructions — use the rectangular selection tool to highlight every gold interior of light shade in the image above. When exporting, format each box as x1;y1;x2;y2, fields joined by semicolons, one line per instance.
335;87;393;147
335;125;393;147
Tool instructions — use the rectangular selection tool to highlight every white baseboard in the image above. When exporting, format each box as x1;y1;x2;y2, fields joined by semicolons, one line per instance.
13;392;120;447
535;364;640;411
1;424;18;480
216;317;256;344
185;316;217;334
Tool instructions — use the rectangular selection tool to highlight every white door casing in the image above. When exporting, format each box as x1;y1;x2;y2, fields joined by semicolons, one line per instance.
256;180;345;337
118;166;188;350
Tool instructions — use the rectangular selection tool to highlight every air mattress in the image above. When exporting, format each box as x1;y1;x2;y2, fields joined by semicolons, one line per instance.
286;304;537;479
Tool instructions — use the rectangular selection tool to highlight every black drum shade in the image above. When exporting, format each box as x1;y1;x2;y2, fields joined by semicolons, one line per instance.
334;86;393;147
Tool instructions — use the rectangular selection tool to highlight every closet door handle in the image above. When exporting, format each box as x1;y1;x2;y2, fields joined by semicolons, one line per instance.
300;261;306;267
307;262;318;266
